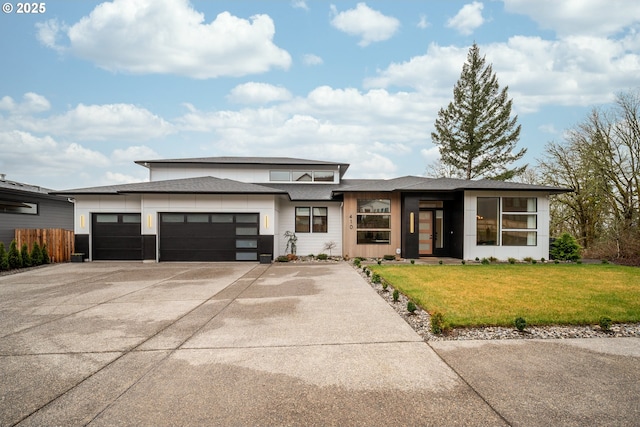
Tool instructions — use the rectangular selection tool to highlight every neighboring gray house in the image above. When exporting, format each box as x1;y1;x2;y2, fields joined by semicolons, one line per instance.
54;156;570;262
0;174;74;246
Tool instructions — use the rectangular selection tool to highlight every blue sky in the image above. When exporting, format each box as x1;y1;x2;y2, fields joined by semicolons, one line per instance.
1;0;639;190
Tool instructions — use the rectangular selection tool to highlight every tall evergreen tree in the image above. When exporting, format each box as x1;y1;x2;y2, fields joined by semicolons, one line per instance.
431;43;526;180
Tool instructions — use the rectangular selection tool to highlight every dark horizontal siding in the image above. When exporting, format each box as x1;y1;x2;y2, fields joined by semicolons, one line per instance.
0;197;73;246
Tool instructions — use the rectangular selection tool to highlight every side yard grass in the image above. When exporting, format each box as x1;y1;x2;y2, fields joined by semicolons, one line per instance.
369;263;640;328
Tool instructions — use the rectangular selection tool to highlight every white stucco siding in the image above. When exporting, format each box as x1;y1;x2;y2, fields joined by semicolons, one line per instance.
276;201;342;257
463;191;551;261
74;195;142;234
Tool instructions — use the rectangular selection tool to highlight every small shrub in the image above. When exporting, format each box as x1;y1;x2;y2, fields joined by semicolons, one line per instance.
407;301;417;314
601;259;609;264
514;317;527;332
371;273;381;284
287;253;298;261
481;258;490;265
0;242;8;271
523;257;533;263
488;256;498;263
383;254;395;261
353;259;361;268
316;253;328;260
30;242;43;266
365;268;370;276
41;243;50;264
550;233;582;261
276;255;289;262
392;289;399;302
461;260;466;265
532;259;537;264
540;257;546;263
599;316;612;332
8;240;22;270
430;311;446;334
381;281;388;291
377;259;382;265
475;257;480;261
21;243;32;268
410;259;415;264
508;257;516;264
554;259;560;264
438;260;443;265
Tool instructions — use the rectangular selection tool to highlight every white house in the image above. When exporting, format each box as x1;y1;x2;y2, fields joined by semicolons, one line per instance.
54;157;569;262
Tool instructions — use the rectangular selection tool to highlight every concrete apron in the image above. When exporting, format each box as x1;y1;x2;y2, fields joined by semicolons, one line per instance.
0;262;505;426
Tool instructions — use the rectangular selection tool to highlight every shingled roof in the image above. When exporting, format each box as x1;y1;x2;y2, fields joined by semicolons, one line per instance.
52;176;288;196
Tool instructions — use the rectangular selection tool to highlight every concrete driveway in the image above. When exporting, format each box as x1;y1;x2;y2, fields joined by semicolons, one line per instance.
1;262;638;426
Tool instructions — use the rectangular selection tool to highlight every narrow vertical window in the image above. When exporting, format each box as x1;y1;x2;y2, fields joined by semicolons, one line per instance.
477;197;499;245
295;207;310;233
312;207;328;232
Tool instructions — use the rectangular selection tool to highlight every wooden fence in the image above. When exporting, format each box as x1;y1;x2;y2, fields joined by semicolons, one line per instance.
14;229;75;263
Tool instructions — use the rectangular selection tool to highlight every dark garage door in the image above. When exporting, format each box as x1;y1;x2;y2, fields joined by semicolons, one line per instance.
159;213;259;261
92;213;143;260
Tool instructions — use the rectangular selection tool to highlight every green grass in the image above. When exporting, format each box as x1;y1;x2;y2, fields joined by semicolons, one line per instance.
370;264;640;328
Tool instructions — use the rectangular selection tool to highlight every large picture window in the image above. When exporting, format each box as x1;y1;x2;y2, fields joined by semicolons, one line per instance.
357;199;391;244
476;197;538;246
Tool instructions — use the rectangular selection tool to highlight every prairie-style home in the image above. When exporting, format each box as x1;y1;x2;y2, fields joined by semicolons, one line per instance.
54;157;568;262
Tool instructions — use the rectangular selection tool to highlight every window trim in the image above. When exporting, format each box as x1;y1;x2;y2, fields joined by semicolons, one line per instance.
476;196;539;247
295;206;329;233
356;198;391;245
0;200;39;215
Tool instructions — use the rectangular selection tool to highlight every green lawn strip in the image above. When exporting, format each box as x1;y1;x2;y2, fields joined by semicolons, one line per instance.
369;264;640;328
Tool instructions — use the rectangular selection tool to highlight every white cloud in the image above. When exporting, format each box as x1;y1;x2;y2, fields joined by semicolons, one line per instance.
291;0;309;11
112;146;160;164
0;131;109;181
227;82;293;104
102;171;148;185
364;35;640;113
417;14;430;29
330;3;400;47
31;103;175;141
503;0;640;37
446;1;485;35
37;0;291;79
302;54;324;66
0;92;51;115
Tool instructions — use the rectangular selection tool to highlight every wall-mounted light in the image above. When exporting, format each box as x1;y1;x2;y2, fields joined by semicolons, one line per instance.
147;214;153;229
264;215;269;229
409;212;415;234
80;215;85;228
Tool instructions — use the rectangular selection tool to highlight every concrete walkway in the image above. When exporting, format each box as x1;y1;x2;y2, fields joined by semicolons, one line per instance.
0;262;638;426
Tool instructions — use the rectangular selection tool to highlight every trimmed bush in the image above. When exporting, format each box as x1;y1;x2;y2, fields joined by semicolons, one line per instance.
383;254;395;261
30;242;43;266
514;317;527;331
430;311;446;334
599;316;612;332
316;253;328;260
41;243;50;264
381;281;388;291
0;242;8;271
371;273;381;284
550;233;582;261
392;289;399;302
276;255;289;262
407;301;417;314
508;257;516;264
21;243;32;268
8;240;22;270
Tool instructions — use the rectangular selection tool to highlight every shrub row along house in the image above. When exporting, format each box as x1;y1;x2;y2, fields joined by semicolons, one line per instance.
53;157;568;262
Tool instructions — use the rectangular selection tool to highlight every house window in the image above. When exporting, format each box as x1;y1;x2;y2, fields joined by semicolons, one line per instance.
0;200;38;215
270;170;290;181
357;199;391;244
296;207;328;233
313;171;334;182
502;197;537;246
477;198;499;245
476;197;538;246
312;207;328;232
295;207;310;232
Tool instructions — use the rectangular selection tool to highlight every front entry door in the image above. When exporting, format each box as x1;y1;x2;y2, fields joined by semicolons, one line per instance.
419;210;433;256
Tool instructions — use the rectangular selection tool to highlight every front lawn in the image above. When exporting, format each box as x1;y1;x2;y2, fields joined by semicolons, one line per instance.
369;263;640;328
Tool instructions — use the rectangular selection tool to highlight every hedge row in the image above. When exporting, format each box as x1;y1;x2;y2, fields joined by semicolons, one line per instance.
0;240;50;271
